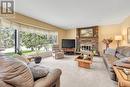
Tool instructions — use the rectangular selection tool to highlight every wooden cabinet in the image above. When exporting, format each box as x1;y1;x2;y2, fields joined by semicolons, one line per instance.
62;48;75;55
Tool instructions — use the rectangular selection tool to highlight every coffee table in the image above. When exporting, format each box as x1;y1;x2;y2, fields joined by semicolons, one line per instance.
75;56;92;69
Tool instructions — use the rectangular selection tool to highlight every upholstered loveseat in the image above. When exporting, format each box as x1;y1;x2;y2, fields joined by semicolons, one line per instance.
0;53;62;87
103;46;130;81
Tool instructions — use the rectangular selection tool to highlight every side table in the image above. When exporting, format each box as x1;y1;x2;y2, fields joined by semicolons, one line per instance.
113;66;130;87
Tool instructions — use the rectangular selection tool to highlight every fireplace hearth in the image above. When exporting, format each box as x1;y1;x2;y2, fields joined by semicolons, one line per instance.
81;44;92;51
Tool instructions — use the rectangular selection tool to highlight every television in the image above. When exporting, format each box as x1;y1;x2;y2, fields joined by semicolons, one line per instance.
62;39;75;48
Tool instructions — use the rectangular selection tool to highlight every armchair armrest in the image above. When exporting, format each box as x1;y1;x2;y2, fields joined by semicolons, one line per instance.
34;69;62;87
0;80;13;87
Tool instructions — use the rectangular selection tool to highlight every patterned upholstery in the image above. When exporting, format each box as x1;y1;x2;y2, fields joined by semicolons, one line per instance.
0;56;34;87
103;46;130;81
0;80;13;87
0;54;62;87
52;44;64;59
28;64;49;80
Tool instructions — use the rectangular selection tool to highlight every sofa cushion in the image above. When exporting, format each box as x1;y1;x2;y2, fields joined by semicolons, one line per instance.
103;54;118;71
0;56;34;87
116;46;128;54
113;57;130;65
116;53;126;59
28;63;49;80
116;46;130;57
107;55;118;64
105;48;116;56
120;57;130;64
122;48;130;57
103;54;118;64
113;59;130;68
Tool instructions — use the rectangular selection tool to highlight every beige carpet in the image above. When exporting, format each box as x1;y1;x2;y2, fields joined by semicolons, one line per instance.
40;55;116;87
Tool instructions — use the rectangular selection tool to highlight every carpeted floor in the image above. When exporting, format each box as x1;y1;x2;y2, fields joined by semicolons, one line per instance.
40;55;116;87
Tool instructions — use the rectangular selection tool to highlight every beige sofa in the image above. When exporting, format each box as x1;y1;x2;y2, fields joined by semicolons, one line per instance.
0;53;62;87
103;46;130;81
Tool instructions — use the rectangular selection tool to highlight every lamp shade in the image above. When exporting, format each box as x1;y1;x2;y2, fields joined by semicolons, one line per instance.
115;35;122;41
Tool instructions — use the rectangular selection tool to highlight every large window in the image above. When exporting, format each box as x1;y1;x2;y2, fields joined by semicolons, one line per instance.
0;28;15;53
20;31;57;52
0;18;58;55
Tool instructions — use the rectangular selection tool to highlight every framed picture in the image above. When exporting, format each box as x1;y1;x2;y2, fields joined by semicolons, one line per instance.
80;28;93;37
127;27;130;43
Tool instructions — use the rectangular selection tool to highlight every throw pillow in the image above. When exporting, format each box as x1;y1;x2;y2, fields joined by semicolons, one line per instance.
28;63;49;80
0;56;34;87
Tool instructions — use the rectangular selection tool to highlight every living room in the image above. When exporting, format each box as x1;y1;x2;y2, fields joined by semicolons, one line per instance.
0;0;130;87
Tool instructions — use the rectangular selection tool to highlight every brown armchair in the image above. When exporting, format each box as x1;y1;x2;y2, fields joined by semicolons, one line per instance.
52;44;64;59
0;53;62;87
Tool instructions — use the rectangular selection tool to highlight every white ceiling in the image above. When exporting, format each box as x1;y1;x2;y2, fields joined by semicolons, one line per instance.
15;0;130;29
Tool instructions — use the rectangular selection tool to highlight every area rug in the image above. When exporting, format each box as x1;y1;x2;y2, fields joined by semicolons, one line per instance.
40;55;116;87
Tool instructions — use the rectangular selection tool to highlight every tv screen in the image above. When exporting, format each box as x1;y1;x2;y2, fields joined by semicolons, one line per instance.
62;39;75;48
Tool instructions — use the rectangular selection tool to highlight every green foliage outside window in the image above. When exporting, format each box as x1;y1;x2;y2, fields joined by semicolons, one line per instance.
21;32;50;51
0;29;14;48
0;28;57;53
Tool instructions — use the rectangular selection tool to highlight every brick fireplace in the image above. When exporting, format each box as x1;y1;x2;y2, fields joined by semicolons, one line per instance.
76;26;99;56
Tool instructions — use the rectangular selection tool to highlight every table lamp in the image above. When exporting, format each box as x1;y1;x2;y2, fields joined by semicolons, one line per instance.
115;35;122;48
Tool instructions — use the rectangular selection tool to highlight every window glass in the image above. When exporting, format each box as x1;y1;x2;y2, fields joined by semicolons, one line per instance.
0;27;15;53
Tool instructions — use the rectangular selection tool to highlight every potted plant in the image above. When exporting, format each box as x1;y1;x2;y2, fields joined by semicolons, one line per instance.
34;50;42;64
102;38;113;49
17;50;23;55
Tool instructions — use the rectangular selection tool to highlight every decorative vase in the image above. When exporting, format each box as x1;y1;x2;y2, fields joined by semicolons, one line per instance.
102;39;113;50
